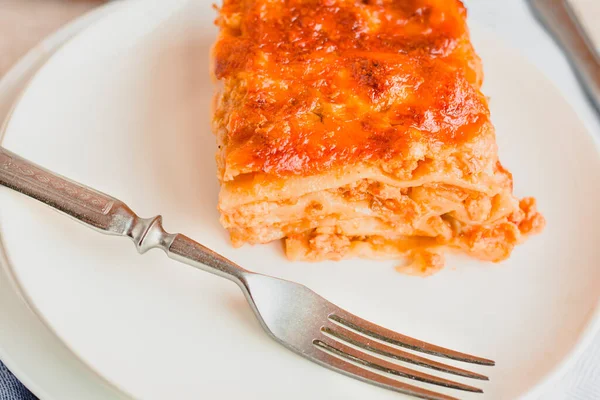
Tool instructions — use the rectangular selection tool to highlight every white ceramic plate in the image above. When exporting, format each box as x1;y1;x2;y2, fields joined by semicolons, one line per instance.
1;0;599;399
0;2;131;399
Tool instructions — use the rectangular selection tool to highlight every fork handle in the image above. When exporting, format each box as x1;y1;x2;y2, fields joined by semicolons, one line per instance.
0;147;123;233
528;0;600;114
0;146;249;283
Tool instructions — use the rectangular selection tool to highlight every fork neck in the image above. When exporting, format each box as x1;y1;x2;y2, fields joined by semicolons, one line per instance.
125;214;251;285
166;232;251;285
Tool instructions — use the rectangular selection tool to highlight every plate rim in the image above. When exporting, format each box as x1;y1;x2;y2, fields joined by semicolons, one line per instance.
0;2;132;399
0;2;599;399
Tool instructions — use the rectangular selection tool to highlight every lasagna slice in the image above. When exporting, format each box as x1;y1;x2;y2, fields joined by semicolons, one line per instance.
211;0;544;275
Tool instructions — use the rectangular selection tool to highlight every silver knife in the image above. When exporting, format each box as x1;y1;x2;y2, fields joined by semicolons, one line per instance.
528;0;600;114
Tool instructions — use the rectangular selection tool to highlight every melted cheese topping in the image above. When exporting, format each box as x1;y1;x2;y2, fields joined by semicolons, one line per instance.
213;0;490;180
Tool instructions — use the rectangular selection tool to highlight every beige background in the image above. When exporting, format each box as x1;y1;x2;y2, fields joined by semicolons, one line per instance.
573;0;600;48
0;0;105;76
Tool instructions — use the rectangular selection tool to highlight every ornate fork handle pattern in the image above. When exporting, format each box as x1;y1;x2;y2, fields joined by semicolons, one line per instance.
0;147;249;283
0;147;126;235
0;149;114;215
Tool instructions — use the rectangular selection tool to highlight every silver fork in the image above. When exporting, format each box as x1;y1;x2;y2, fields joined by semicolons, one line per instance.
0;146;494;400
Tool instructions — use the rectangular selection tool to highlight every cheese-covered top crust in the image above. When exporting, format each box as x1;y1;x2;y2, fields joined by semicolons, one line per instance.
213;0;491;180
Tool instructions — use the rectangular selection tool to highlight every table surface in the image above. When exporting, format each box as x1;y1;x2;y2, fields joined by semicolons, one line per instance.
0;0;598;399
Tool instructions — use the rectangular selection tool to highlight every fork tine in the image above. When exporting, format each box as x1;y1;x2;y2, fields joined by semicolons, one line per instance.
323;324;489;380
315;336;483;393
311;343;460;400
330;313;495;366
